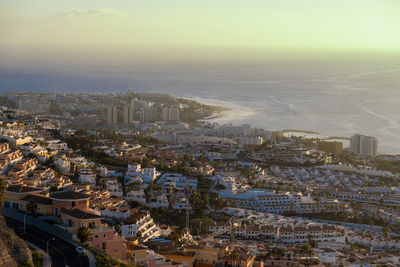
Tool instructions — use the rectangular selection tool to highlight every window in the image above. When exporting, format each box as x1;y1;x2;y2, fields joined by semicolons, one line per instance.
95;235;98;238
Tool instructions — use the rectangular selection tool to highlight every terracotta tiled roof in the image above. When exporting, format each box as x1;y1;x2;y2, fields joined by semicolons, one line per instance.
20;194;53;205
51;191;89;200
123;212;148;224
61;208;102;219
6;185;41;193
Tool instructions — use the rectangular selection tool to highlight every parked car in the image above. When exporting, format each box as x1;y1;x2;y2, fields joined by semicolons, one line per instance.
76;246;85;255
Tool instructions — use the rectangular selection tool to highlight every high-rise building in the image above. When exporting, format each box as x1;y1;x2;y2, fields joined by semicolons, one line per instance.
162;107;169;122
217;124;251;137
139;105;157;123
350;134;378;157
131;99;149;110
123;104;135;124
106;105;118;125
162;106;180;122
168;106;180;122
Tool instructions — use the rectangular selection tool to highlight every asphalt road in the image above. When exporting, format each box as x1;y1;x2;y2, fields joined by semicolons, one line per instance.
5;217;89;267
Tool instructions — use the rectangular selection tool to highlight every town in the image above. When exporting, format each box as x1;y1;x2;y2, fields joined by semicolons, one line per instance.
1;91;400;267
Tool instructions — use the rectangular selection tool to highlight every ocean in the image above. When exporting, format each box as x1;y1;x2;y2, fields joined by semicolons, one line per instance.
1;58;399;154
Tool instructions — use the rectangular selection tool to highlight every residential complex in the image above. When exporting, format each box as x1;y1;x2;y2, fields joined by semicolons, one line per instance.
0;91;396;267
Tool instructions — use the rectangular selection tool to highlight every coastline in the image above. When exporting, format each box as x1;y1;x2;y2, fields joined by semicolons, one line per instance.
177;94;396;155
188;96;258;125
189;97;356;151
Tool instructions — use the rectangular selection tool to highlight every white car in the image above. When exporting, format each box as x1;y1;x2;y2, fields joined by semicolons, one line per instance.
75;246;85;255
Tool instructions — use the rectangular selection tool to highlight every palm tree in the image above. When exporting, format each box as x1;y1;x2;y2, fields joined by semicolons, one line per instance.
383;226;390;250
77;226;92;244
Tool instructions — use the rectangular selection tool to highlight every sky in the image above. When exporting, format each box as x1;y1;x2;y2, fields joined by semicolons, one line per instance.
1;0;400;66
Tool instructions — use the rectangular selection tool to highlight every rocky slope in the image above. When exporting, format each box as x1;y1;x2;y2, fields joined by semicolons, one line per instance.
0;215;32;266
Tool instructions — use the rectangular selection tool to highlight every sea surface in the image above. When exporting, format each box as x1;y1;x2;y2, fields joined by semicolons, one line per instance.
1;59;400;154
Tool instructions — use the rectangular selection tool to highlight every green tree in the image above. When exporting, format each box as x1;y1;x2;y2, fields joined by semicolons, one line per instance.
26;201;38;216
126;182;142;192
229;250;239;259
31;250;44;267
77;226;92;244
114;224;122;234
0;177;6;207
136;230;142;238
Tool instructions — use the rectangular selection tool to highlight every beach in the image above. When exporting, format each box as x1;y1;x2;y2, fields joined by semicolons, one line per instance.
1;60;400;154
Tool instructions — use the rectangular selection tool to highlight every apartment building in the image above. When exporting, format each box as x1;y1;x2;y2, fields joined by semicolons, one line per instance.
125;164;159;184
157;173;198;191
104;178;123;197
121;212;160;242
126;188;146;203
208;222;346;245
106;105;118;125
350;134;378;157
78;166;97;187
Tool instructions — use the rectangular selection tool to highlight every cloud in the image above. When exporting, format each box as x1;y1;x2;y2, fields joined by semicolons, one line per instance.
56;8;119;18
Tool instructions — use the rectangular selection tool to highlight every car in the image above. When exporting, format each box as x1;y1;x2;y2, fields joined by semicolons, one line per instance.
75;246;85;255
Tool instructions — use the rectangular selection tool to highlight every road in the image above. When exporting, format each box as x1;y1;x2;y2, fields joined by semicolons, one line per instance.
5;217;89;267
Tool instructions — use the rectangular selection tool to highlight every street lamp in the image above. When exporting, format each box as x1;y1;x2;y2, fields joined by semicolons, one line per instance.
46;238;55;256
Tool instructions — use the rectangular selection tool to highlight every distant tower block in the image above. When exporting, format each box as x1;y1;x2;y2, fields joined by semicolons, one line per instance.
106;105;118;125
123;104;135;124
162;105;180;122
350;134;378;157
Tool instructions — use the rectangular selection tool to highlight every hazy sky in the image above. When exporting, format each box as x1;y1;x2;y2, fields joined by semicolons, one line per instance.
1;0;400;65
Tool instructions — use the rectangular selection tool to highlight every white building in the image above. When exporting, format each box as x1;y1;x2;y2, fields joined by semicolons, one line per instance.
97;206;133;220
121;212;160;242
78;166;97;186
126;188;146;203
350;134;378;157
157;173;198;190
215;173;239;192
0;128;32;148
217;124;250;137
139;105;157;123
46;139;68;151
237;137;263;146
123;104;135;124
162;106;180;122
208;221;346;245
125;164;159;184
104;178;123;197
172;197;192;210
